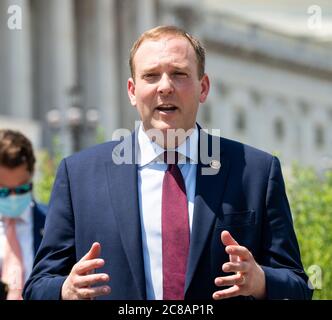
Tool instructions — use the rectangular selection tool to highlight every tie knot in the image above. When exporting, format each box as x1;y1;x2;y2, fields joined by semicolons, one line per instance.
163;151;179;165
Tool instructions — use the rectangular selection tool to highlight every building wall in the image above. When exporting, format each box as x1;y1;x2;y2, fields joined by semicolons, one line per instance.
0;0;331;168
205;51;332;167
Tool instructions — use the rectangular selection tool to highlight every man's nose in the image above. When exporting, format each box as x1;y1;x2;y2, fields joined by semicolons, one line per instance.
157;74;174;95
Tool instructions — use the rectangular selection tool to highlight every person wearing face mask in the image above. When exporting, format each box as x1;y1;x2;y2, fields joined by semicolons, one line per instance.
0;129;47;300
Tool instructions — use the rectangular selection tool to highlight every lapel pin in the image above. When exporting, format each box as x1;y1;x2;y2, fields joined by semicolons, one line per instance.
40;228;44;236
210;160;221;170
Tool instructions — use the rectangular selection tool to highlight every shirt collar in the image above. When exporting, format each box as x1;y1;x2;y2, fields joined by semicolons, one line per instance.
137;122;198;167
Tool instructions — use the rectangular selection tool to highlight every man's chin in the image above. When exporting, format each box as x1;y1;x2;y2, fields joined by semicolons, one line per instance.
148;121;178;132
144;121;193;148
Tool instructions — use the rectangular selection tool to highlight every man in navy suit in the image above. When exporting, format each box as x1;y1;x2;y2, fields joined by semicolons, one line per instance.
0;129;46;299
23;26;312;300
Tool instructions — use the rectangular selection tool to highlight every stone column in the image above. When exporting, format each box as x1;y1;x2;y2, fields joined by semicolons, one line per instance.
0;0;32;118
136;0;156;34
95;0;120;139
33;0;76;156
76;0;120;144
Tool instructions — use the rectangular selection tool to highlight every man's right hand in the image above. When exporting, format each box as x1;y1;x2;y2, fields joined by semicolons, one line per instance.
61;242;111;300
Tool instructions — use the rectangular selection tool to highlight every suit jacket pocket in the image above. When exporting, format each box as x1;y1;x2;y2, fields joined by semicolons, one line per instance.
216;209;256;228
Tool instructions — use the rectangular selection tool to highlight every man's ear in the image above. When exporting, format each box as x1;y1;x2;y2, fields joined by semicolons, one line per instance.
127;78;137;106
199;74;210;103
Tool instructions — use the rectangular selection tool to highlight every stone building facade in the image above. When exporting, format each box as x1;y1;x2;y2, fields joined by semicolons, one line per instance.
0;0;331;169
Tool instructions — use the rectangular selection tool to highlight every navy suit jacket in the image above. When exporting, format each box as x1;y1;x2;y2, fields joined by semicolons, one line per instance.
23;129;312;300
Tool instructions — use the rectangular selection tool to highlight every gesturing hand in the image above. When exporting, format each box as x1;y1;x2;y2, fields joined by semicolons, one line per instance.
61;242;111;300
213;231;266;300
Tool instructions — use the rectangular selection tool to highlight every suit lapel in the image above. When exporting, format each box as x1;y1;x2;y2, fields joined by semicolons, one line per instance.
105;133;146;299
185;131;231;293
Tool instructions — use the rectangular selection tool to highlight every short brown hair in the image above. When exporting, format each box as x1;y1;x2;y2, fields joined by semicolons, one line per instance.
129;25;206;80
0;129;36;173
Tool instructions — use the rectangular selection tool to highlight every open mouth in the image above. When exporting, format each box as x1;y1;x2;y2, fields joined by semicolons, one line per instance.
155;104;178;113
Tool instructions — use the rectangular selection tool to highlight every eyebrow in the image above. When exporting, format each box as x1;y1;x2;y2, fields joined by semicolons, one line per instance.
140;67;159;74
140;64;191;74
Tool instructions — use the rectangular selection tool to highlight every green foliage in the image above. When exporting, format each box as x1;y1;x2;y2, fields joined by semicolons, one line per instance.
34;137;62;204
95;125;106;144
286;164;332;300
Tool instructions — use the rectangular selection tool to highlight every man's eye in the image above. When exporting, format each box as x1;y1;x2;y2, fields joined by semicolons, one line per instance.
144;74;158;80
173;72;188;78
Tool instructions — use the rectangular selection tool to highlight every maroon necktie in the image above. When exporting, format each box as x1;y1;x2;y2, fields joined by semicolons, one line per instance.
162;152;190;300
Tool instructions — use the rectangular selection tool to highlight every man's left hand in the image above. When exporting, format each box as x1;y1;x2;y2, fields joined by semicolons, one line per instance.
213;230;266;300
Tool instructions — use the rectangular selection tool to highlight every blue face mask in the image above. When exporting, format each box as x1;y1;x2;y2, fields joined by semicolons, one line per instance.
0;192;32;218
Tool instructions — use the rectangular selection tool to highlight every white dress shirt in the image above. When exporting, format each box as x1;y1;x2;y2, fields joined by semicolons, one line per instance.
137;123;198;300
0;203;34;283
